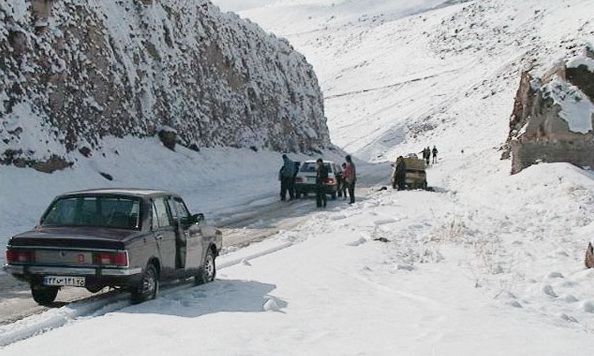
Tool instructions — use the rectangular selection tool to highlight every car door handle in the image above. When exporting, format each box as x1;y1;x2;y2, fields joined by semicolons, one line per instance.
155;233;163;240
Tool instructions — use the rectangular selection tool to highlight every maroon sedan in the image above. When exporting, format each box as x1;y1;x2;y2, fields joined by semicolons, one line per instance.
4;188;222;305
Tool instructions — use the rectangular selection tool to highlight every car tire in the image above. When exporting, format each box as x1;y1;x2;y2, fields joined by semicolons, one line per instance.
585;243;594;268
131;263;159;304
295;192;301;199
31;284;59;305
86;285;104;293
196;248;216;285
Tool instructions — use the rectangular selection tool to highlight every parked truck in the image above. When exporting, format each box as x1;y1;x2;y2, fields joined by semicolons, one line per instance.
391;154;427;190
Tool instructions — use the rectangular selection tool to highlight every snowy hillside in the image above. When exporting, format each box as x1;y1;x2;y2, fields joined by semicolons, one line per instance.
1;0;594;354
228;0;593;163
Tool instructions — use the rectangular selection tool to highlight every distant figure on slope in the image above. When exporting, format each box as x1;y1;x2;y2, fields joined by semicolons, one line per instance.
279;154;296;201
432;146;438;164
423;146;431;165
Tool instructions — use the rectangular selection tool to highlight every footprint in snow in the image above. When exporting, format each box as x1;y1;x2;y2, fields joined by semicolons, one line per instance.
241;259;252;266
346;237;367;246
560;314;578;323
507;300;523;308
547;271;564;279
542;285;558;298
562;294;579;303
582;300;594;313
397;264;415;271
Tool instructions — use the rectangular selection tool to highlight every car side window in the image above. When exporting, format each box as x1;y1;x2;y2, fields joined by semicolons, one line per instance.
170;197;191;224
152;197;171;229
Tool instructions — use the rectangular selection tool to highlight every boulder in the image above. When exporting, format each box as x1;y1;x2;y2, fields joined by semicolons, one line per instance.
505;45;594;173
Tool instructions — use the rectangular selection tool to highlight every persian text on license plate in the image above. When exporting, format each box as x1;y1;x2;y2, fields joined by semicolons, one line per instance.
43;276;85;287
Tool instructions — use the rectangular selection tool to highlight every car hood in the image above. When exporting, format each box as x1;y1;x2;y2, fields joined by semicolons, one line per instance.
8;227;141;249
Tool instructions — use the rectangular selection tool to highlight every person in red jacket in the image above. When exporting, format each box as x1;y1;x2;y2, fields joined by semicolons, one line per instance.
343;155;357;204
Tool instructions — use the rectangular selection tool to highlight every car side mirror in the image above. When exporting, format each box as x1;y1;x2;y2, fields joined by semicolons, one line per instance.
192;213;205;225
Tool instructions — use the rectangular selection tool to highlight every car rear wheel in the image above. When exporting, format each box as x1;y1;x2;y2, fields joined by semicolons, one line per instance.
131;263;159;304
196;249;216;285
31;284;59;305
86;285;104;293
585;243;594;268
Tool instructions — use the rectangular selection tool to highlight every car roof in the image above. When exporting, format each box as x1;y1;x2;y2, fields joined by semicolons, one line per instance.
57;188;177;199
302;159;336;164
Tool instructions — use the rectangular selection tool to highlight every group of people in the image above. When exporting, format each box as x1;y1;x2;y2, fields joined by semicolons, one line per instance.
322;154;356;207
279;154;357;208
421;146;438;165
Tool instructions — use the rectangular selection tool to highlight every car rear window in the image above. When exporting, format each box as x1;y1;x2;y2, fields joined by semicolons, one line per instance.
300;162;332;172
41;195;141;229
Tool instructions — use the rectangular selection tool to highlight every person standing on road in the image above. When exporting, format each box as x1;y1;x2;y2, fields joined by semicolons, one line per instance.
343;155;357;204
340;162;348;199
279;154;296;201
394;156;407;191
315;158;328;208
432;146;438;164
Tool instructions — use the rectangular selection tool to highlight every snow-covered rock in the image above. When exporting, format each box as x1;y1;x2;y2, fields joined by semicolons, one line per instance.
0;0;331;172
506;44;594;174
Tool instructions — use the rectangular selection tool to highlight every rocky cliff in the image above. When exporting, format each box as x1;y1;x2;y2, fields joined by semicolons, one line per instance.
0;0;330;172
504;44;594;174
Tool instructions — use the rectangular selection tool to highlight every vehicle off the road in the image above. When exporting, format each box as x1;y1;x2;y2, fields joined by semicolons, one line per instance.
3;188;222;305
294;160;341;199
391;154;428;190
585;242;594;268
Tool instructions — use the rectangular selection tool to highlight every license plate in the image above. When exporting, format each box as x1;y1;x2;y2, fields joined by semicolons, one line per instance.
307;177;316;182
43;276;85;287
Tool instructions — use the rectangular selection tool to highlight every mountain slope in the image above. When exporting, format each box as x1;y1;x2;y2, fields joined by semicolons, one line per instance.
230;0;593;164
0;0;330;170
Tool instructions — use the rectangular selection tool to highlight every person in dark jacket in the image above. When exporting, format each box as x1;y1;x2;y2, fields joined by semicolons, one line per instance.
315;158;328;208
339;162;348;199
432;146;438;164
394;156;407;190
279;154;296;201
423;147;431;165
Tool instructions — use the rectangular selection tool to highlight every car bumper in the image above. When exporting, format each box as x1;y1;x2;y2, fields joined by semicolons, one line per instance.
3;264;142;277
294;183;338;194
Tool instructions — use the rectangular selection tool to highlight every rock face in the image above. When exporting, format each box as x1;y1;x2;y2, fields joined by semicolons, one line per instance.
505;44;594;174
0;0;330;172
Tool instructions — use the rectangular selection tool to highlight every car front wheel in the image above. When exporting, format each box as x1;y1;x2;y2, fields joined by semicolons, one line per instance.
585;243;594;268
196;249;216;285
131;263;159;304
31;284;59;305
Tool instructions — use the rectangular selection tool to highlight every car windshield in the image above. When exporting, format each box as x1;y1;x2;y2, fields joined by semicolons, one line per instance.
300;162;331;173
40;195;141;230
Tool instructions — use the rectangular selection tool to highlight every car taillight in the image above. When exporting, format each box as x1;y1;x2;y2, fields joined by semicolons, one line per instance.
295;177;304;183
6;249;34;263
92;251;128;267
325;177;335;184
